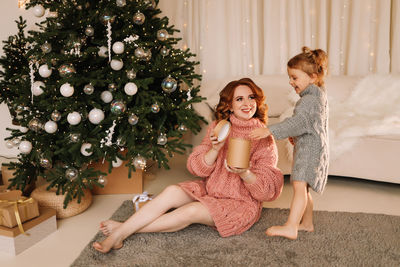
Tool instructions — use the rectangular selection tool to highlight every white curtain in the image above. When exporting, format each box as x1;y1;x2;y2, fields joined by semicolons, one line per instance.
158;0;400;82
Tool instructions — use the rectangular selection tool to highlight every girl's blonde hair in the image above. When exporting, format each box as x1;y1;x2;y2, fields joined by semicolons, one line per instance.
288;47;328;87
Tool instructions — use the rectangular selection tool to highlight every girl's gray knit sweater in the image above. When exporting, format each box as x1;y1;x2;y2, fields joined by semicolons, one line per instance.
269;84;329;193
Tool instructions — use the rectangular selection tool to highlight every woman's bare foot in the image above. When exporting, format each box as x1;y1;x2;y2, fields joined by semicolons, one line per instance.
99;220;123;236
265;224;298;240
93;234;123;253
298;223;314;232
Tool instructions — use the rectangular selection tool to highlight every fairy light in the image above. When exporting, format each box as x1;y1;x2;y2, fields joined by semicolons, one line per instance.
339;0;348;74
367;0;376;73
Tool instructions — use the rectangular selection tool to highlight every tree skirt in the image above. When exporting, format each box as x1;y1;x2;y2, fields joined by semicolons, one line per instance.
72;200;400;266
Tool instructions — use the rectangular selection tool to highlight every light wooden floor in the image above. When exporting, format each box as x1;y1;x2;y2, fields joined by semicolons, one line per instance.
0;153;399;267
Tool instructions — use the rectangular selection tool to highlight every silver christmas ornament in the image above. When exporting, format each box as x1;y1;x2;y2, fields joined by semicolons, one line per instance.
143;48;152;61
65;168;79;181
28;118;43;132
128;114;139;125
58;63;76;77
5;140;14;149
83;84;95;95
126;70;136;79
97;175;108;186
161;76;178;93
133;12;145;25
51;110;62;121
85;26;95;37
100;13;116;25
133;155;146;170
178;124;187;132
143;0;156;9
157;29;169;41
39;158;52;169
110;100;126;115
157;133;168;145
160;46;169;56
134;47;145;59
70;133;81;143
41;42;52;53
116;0;126;7
151;104;160;113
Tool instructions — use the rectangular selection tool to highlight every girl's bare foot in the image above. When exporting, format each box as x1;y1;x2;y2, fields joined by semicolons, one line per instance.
93;234;123;253
298;223;314;232
265;224;298;240
99;220;123;236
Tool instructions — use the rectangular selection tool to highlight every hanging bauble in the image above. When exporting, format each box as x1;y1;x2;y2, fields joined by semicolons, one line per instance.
39;158;52;169
134;47;145;59
116;0;126;7
32;81;45;96
133;155;146;170
151;103;160;113
65;168;79;181
58;63;76;78
101;90;113;103
41;42;52;53
100;13;116;25
12;138;21;146
32;5;45;17
19;141;32;154
110;59;123;70
88;108;105;124
80;143;93;156
110;100;126;115
161;76;178;93
67;111;81;125
28;118;43;132
112;157;123;168
126;70;136;79
83;84;95;95
157;133;168;145
157;29;169;41
70;133;81;143
128;113;139;125
124;82;138;96
5;140;14;149
97;175;108;186
51;110;62;121
98;46;108;57
108;83;117;91
44;121;58;134
20;127;28;133
143;48;152;61
112;42;125;54
60;83;74;97
85;26;95;37
133;12;145;25
178;124;188;132
160;46;169;56
39;64;52;78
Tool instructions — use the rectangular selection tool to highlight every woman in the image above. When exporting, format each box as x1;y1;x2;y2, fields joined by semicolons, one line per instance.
93;78;283;253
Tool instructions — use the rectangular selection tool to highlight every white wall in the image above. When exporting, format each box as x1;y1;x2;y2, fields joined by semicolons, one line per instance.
0;1;42;158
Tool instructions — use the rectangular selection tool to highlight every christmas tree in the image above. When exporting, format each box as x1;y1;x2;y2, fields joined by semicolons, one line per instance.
0;0;205;207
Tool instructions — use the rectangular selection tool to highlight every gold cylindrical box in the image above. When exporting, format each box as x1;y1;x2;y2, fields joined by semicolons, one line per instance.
227;138;251;169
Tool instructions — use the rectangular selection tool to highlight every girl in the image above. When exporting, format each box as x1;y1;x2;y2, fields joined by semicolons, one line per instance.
250;47;329;240
93;78;284;253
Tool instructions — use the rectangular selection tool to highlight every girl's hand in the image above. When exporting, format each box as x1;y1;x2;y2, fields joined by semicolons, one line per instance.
249;127;271;140
224;160;248;174
288;137;295;145
210;133;225;152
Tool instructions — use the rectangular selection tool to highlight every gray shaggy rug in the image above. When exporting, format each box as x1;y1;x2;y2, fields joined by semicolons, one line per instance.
71;200;400;267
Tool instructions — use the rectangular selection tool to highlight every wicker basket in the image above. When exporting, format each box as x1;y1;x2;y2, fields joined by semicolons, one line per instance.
31;184;93;219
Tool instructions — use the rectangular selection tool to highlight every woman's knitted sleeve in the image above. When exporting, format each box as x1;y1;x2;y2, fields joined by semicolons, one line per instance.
186;122;217;177
244;136;284;201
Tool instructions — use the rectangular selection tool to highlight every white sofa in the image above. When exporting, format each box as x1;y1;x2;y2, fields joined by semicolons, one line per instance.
192;75;400;184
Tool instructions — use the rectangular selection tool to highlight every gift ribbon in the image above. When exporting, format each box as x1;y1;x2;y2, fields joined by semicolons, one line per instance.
132;191;152;212
0;197;34;235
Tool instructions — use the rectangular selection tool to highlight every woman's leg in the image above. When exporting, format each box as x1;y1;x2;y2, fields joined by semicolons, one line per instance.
266;180;308;240
299;188;314;232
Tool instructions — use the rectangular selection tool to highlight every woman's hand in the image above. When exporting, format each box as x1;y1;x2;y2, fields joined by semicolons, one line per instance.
224;160;256;183
249;127;271;140
224;160;248;174
210;133;225;152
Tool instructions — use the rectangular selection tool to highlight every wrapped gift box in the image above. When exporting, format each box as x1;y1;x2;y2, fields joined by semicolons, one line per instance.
0;207;57;255
90;159;143;195
132;192;153;212
0;190;40;228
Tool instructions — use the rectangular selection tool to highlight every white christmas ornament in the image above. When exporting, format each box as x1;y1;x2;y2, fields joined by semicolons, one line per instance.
88;108;105;124
5;140;14;149
124;82;138;96
112;157;123;168
98;46;108;57
101;90;113;103
60;83;74;97
32;81;45;96
38;64;52;78
32;5;45;17
19;141;32;154
20;127;28;133
67;111;81;125
112;42;125;54
110;59;123;70
44;121;58;134
80;143;93;156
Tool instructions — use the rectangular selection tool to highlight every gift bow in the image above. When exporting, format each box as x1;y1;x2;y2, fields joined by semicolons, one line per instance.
132;191;152;212
0;197;34;235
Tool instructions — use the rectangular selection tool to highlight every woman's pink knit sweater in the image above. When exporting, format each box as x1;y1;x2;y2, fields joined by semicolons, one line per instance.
179;115;283;237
